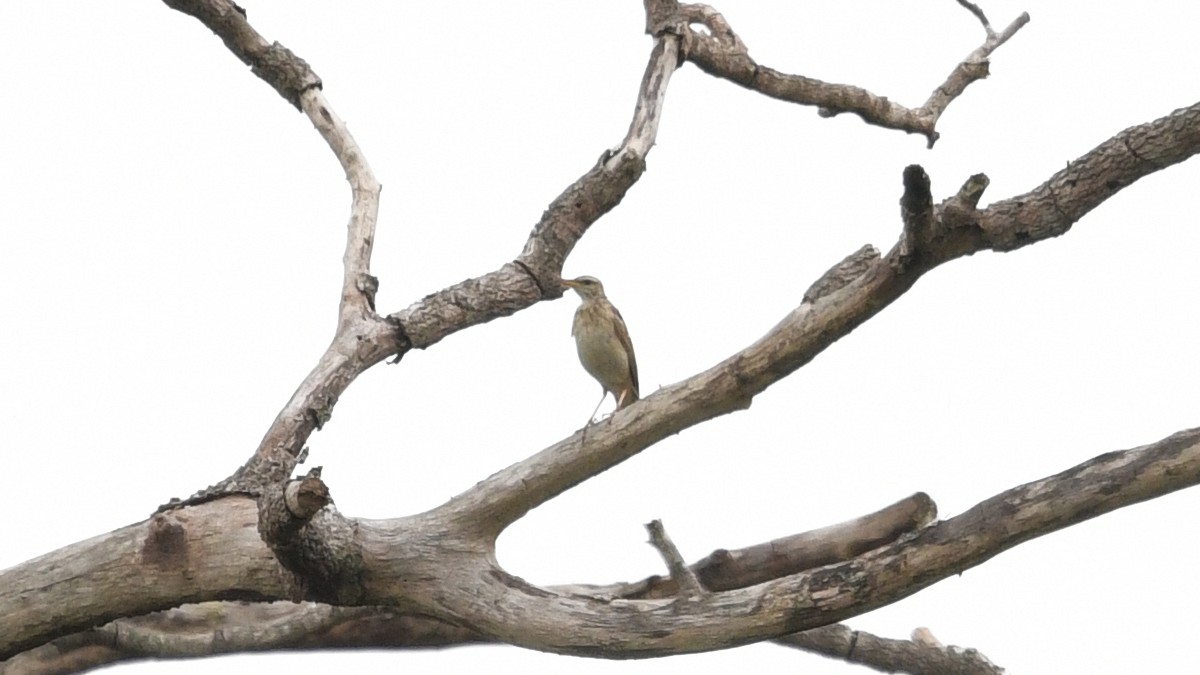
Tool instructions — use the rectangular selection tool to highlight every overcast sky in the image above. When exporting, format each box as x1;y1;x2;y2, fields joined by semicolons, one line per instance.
2;2;1199;673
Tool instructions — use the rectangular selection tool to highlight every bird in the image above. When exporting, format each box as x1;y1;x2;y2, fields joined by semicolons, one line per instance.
561;276;639;420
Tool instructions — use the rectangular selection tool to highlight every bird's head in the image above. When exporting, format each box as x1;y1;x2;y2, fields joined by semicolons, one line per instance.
562;276;606;300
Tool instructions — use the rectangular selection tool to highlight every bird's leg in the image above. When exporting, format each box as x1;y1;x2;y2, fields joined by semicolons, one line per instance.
615;389;631;411
587;389;607;425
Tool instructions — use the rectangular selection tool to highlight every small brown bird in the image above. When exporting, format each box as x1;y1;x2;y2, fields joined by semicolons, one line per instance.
562;276;639;419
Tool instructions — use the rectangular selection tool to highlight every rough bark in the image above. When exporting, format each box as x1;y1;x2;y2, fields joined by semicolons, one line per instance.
4;1;1199;674
4;425;1199;664
4;606;1000;675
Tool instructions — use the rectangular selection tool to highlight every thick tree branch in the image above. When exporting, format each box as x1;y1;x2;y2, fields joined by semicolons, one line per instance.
3;606;997;675
0;493;953;673
7;426;1196;661
977;101;1200;251
0;499;296;661
2;494;936;672
0;604;458;675
400;427;1200;657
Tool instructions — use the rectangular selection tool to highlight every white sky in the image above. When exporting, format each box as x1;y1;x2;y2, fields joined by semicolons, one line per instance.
2;2;1198;673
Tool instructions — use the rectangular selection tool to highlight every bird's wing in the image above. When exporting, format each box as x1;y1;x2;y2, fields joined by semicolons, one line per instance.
611;305;639;396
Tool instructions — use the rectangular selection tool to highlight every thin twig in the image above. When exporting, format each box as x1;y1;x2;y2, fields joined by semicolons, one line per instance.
645;520;706;599
955;0;994;34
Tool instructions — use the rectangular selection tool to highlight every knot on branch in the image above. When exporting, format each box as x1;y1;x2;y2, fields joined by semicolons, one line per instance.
891;167;994;271
285;467;331;519
306;393;337;431
679;4;747;53
941;173;990;230
892;165;935;273
257;468;365;603
356;273;379;312
644;1;747;64
258;468;331;544
140;513;190;570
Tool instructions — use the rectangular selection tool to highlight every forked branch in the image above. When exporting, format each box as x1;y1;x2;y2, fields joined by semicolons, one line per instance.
160;0;397;502
673;0;1030;145
10;0;1193;672
3;428;1198;661
443;98;1200;536
420;427;1200;657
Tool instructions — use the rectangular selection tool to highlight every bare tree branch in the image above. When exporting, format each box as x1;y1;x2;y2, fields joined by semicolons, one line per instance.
976;102;1200;252
918;4;1031;144
156;0;1046;516
158;0;1043;516
394;24;682;346
563;493;936;599
676;1;1029;144
255;470;367;604
438;95;1200;537
5;425;1198;662
8;1;1199;673
417;427;1200;657
158;0;678;503
895;164;936;271
956;0;994;31
158;0;397;503
0;499;294;661
645;520;707;599
3;605;998;675
779;624;1005;675
0;494;954;674
161;0;320;109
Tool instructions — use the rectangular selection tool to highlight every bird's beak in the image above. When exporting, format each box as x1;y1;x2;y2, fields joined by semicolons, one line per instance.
561;279;578;289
